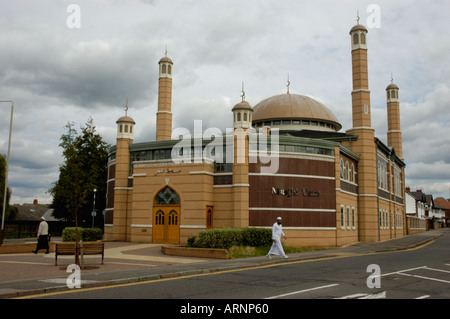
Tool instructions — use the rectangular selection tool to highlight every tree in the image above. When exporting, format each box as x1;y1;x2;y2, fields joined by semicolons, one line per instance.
0;154;18;222
49;118;109;264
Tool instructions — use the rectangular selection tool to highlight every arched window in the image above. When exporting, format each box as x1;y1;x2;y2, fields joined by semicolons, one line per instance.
168;210;178;225
155;187;180;205
155;210;164;225
344;161;348;181
340;158;344;179
244;112;247;121
162;64;167;74
360;32;366;44
237;112;241;121
119;124;123;133
353;33;359;45
387;91;390;99
168;65;172;75
346;161;350;181
124;125;128;133
351;164;355;183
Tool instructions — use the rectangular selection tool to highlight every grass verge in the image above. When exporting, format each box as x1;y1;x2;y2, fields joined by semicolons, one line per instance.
228;244;328;259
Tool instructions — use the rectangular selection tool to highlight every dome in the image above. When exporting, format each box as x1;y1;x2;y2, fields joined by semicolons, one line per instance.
116;115;136;125
386;83;399;90
159;56;173;64
232;100;253;111
252;93;342;131
349;24;368;34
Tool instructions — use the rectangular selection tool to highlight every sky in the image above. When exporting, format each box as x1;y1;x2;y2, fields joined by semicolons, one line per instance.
0;0;449;205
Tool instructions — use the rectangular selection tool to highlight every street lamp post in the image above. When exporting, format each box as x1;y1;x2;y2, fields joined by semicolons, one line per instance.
92;188;97;228
0;100;14;245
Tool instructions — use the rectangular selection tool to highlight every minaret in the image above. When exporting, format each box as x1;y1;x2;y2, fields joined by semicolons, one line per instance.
346;18;378;242
386;79;403;160
156;50;173;141
231;84;252;228
111;103;135;241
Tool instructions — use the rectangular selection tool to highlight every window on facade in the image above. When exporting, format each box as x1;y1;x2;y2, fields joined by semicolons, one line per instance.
168;210;178;225
168;65;172;75
352;207;356;228
155;210;164;225
361;32;366;44
341;206;345;229
155;187;180;205
346;206;350;228
207;207;213;229
162;64;166;74
340;158;344;179
244;113;248;121
353;33;359;45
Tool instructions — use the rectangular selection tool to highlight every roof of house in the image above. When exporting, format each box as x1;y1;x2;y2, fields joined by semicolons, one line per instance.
434;197;450;210
13;204;58;222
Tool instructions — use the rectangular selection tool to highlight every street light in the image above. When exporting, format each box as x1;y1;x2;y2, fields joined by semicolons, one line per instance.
0;100;13;245
92;188;97;228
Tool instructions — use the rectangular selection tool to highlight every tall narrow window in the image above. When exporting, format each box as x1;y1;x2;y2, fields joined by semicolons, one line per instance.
360;32;366;44
162;64;167;74
353;33;359;45
206;206;214;229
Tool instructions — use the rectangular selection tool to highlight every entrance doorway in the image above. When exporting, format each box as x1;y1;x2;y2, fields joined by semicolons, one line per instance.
153;187;180;243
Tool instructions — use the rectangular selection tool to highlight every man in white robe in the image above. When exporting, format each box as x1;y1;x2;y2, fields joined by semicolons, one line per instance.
266;217;288;259
33;217;49;254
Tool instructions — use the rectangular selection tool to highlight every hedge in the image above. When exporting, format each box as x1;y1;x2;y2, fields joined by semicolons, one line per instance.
187;228;272;249
62;227;103;242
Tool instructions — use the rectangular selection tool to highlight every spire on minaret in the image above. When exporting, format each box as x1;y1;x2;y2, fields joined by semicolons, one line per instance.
287;73;290;94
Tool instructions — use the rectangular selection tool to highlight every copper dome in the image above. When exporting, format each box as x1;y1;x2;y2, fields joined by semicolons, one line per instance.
252;93;342;131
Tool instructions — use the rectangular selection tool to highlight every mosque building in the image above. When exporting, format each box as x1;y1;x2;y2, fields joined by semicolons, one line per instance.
104;20;414;247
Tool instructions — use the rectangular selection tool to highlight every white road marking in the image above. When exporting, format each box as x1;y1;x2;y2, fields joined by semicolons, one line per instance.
265;284;339;299
415;295;430;299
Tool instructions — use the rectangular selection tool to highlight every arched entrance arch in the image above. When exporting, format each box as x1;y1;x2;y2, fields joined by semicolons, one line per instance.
153;187;180;243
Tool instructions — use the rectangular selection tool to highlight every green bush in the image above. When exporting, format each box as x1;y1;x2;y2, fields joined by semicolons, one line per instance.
188;228;272;249
62;227;103;242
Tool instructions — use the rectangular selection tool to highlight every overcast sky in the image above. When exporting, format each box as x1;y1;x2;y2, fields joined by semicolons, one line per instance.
0;0;449;205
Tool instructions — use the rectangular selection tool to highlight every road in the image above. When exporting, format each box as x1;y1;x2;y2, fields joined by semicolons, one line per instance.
28;231;450;302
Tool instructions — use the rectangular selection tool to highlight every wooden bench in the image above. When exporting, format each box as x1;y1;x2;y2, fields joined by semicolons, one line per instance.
55;242;104;266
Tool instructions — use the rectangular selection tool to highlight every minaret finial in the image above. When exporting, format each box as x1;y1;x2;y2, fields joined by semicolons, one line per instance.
391;73;394;84
240;81;246;102
356;10;360;25
125;97;128;116
165;45;168;57
287;73;291;94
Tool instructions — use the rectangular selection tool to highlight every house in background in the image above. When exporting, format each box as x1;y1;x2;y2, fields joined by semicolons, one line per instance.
434;197;450;228
6;199;65;238
406;188;447;230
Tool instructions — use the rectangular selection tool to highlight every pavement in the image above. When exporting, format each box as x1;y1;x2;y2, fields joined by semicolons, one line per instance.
0;228;448;299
